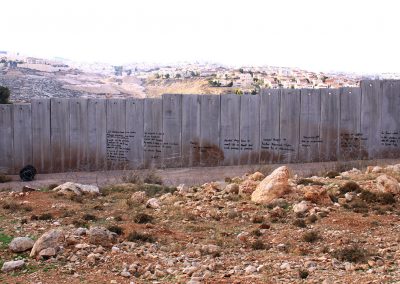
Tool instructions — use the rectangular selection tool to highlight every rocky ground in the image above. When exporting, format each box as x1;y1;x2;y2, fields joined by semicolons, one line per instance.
1;164;400;283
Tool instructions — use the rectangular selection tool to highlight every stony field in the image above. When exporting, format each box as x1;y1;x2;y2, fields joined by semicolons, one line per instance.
1;164;400;283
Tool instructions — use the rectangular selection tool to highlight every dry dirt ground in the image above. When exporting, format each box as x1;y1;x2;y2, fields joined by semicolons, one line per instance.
1;160;400;283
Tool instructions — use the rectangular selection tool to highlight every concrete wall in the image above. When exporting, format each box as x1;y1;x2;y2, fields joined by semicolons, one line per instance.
1;80;399;174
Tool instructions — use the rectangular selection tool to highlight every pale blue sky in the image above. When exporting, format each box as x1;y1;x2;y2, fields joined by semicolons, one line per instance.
2;0;400;73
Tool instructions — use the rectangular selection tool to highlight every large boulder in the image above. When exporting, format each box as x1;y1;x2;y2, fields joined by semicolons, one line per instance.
30;229;65;258
9;237;34;253
1;260;25;272
251;166;292;204
53;182;100;196
88;227;117;247
375;175;400;194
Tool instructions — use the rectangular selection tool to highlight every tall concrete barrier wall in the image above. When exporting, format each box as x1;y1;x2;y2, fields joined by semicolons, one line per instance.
1;80;399;174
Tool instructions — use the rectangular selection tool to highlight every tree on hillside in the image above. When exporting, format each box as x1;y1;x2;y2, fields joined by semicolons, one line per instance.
0;86;10;104
235;89;243;95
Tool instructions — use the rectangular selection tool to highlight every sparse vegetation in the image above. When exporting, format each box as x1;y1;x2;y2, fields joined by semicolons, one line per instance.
0;162;398;282
143;171;163;185
298;269;309;279
82;213;97;221
107;225;124;235
324;171;340;178
293;218;307;228
251;240;266;250
122;170;143;184
38;213;53;220
0;173;12;183
0;231;13;249
339;181;361;194
332;245;370;263
302;231;321;243
134;213;153;224
0;86;11;104
126;231;155;243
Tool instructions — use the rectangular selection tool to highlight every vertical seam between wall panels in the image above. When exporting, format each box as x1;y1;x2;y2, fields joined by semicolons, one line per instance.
219;94;222;166
298;90;301;163
238;95;241;166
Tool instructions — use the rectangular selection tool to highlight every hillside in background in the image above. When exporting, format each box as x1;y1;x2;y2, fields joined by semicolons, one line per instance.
1;52;398;102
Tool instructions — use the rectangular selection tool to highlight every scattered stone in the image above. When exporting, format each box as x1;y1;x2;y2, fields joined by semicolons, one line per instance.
245;265;257;274
22;185;37;192
239;179;259;195
74;227;88;236
293;201;310;214
200;244;221;256
146;198;160;209
88;227;117;247
121;270;131;278
53;182;100;196
225;183;239;194
248;171;265;181
130;191;147;204
39;247;56;258
30;229;65;258
251;166;292;204
375;174;400;194
345;192;355;202
303;186;332;205
341;168;362;177
280;262;291;270
9;237;34;252
1;260;25;272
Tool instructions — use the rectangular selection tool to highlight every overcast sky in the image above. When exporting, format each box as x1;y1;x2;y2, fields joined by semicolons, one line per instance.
2;0;400;73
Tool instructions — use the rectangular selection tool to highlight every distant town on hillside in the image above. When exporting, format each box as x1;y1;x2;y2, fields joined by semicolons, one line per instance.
1;50;399;102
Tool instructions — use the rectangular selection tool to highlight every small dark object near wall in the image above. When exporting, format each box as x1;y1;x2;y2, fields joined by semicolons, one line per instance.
19;165;37;181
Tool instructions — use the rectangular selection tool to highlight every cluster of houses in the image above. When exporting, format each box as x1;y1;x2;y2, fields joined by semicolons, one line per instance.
131;63;361;91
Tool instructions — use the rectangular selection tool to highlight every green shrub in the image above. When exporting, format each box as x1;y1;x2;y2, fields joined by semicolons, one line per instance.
82;214;97;221
122;170;143;184
126;231;155;243
324;171;340;179
298;269;309;279
107;225;124;235
72;219;88;228
0;173;12;183
139;184;176;197
134;213;153;224
38;213;53;220
0;231;13;249
293;218;307;228
307;214;318;224
251;229;262;237
0;86;10;104
332;245;369;263
302;231;321;243
143;171;163;185
339;181;361;194
251;240;266;250
251;215;264;224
